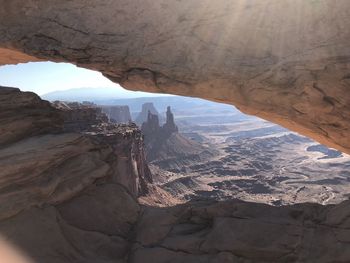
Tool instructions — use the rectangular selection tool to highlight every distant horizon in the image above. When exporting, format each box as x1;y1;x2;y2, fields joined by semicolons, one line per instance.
0;61;171;98
41;86;173;101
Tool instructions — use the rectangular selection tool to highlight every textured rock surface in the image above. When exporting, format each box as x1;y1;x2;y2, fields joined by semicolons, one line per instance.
141;107;179;144
1;89;350;262
0;87;150;216
135;103;159;125
0;0;350;154
3;196;350;263
101;105;132;124
0;87;153;262
162;106;179;136
141;107;211;164
131;199;350;263
52;101;109;132
0;188;138;263
1;1;350;261
0;87;62;146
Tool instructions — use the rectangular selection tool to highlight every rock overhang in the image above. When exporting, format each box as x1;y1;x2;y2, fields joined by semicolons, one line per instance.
0;0;349;154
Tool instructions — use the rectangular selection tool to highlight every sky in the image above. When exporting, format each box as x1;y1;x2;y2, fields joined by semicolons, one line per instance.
0;61;165;97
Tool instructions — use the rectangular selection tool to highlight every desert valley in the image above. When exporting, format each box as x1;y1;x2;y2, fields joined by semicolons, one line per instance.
47;91;350;207
0;86;350;263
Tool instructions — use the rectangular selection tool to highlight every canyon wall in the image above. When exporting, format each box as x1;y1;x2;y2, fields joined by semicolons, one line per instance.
100;105;132;124
0;87;63;146
0;88;151;262
52;101;109;132
135;103;159;125
0;0;349;153
1;89;350;262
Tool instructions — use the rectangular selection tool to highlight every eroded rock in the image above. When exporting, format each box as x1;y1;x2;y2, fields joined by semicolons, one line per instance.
100;105;132;124
141;106;213;165
0;88;152;262
0;88;350;262
132;200;350;263
135;103;159;126
0;87;62;146
0;0;349;153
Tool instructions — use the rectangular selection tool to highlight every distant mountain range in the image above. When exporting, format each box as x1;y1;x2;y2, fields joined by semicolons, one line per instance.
40;87;240;115
41;86;169;101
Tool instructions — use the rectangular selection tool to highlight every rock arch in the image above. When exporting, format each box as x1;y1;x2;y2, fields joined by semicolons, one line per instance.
1;0;349;153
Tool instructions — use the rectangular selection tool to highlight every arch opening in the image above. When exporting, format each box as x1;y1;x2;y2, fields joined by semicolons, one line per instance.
1;61;350;207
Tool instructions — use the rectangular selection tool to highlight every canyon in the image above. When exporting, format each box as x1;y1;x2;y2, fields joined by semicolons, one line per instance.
0;1;350;262
1;87;350;262
128;97;350;207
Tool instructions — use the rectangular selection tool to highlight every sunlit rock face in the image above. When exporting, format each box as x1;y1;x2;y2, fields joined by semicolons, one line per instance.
0;0;350;154
0;87;153;262
0;87;151;220
2;88;350;262
0;87;63;146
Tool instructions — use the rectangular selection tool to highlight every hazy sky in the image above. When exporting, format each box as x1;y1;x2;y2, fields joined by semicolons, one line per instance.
0;61;159;96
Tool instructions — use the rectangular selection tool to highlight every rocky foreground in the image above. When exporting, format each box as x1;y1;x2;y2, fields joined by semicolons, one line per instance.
1;87;350;263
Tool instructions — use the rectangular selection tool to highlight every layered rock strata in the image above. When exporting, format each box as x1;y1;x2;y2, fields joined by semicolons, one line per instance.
141;107;180;162
135;103;159;125
131;199;350;263
52;101;109;132
1;88;350;262
0;87;151;262
141;107;215;172
0;87;62;146
100;105;132;124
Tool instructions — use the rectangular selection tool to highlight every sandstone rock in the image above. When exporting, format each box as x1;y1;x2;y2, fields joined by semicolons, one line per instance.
0;86;62;146
57;184;140;238
141;107;214;166
0;133;111;220
162;106;178;135
100;105;132;123
130;247;242;263
141;111;161;141
51;100;153;196
0;1;350;153
0;204;134;263
135;103;159;125
0;88;151;217
1;88;350;262
0;88;152;262
131;199;350;263
88;122;152;197
51;101;109;132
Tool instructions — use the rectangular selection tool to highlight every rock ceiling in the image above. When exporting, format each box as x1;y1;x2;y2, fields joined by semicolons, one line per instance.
0;0;349;153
